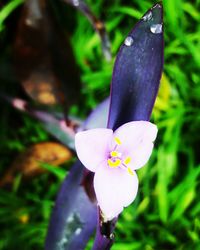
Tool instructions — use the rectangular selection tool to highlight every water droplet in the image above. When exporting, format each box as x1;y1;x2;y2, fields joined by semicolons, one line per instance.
153;3;162;9
60;213;83;248
73;0;79;6
67;214;74;223
110;233;115;240
150;24;162;34
124;36;134;46
25;18;33;26
75;228;82;235
142;11;152;21
58;237;68;249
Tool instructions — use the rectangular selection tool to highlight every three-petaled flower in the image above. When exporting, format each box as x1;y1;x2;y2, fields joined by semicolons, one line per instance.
75;121;157;220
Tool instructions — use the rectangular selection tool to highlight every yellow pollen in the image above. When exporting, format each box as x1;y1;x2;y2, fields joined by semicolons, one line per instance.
128;167;134;176
107;159;121;168
110;151;119;157
114;137;122;145
124;156;131;165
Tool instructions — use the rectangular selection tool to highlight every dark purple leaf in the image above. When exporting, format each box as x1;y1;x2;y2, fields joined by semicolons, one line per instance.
108;3;164;130
93;3;164;249
31;110;76;149
92;209;116;250
45;161;97;250
4;96;80;149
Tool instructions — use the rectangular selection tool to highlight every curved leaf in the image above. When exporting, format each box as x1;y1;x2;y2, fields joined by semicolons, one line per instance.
45;161;97;250
108;3;163;130
14;0;81;108
4;96;78;149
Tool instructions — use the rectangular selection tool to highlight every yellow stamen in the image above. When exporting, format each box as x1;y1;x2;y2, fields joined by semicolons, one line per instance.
107;159;121;168
110;151;119;157
127;167;134;176
124;156;131;165
114;137;122;145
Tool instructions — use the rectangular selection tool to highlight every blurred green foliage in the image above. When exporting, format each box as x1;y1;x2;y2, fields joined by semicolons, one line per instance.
0;0;200;249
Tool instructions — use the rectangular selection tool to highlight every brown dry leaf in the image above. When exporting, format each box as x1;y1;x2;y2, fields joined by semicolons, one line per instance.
14;0;81;107
0;142;72;187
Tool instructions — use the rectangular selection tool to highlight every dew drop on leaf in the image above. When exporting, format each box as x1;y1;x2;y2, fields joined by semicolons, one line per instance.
75;228;82;235
124;36;134;46
73;0;79;6
142;11;153;21
150;24;162;34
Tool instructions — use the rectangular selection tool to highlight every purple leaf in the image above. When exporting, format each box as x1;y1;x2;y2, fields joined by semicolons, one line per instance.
92;210;117;250
4;96;80;149
108;3;163;130
45;161;97;250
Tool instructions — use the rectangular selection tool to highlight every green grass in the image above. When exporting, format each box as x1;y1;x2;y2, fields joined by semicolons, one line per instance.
0;0;200;249
0;0;23;32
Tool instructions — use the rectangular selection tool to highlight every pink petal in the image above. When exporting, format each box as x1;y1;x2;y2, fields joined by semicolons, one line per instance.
94;162;138;220
114;121;157;145
75;128;113;172
113;121;157;170
128;141;154;170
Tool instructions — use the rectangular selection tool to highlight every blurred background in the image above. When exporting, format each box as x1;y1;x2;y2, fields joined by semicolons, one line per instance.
0;0;200;249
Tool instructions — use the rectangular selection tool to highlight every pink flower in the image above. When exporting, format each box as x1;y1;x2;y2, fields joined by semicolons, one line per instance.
75;121;157;220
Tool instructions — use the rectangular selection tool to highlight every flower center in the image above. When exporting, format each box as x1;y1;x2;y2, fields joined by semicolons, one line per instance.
107;151;122;167
107;137;134;175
